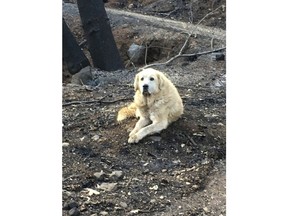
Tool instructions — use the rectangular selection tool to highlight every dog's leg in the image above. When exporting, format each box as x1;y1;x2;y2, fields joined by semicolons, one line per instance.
129;117;150;138
128;118;168;143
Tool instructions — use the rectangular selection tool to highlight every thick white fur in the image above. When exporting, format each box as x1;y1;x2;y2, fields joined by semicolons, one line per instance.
126;68;184;143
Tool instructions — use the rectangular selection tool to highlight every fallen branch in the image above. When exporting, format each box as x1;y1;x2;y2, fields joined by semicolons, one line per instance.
141;47;225;69
62;96;132;107
62;96;107;106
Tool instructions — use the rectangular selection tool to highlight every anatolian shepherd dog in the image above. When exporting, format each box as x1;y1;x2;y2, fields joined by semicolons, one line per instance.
117;68;184;143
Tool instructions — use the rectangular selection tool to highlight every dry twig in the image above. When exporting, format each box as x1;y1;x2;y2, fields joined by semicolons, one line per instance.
141;46;225;69
183;132;198;146
62;96;132;107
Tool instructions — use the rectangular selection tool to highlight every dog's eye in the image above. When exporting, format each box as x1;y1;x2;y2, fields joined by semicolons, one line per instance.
140;77;144;81
150;77;154;81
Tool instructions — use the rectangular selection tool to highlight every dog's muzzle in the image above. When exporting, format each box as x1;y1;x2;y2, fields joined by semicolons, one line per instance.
142;84;150;96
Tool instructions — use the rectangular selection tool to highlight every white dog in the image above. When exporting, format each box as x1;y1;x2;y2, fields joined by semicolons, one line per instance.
117;68;184;143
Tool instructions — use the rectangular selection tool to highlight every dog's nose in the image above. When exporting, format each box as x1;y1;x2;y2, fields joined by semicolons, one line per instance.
143;84;148;89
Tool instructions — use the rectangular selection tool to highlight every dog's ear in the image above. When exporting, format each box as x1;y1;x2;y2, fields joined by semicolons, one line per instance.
157;72;165;90
134;73;140;91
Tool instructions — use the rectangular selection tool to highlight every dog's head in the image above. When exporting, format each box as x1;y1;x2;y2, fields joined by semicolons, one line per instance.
134;68;165;96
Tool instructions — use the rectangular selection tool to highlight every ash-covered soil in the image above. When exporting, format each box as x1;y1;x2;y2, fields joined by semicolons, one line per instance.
63;0;226;215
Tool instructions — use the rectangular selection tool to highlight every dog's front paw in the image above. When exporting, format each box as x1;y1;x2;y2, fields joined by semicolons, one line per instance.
129;129;137;138
128;134;140;144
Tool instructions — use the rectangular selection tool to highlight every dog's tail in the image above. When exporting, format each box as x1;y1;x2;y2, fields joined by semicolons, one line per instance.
117;103;137;122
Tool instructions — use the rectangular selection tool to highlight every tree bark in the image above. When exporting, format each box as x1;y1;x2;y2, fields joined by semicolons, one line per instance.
62;18;90;75
77;0;124;71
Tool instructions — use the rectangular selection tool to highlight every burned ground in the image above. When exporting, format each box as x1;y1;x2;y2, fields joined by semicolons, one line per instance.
63;0;226;215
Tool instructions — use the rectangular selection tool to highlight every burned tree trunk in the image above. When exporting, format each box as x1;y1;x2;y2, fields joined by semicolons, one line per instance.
62;18;90;75
77;0;124;71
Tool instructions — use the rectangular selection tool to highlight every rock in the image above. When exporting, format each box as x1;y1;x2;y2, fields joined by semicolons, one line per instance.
91;134;100;141
94;170;105;180
71;66;95;85
149;136;162;142
63;201;78;210
203;207;209;213
68;207;80;216
149;185;159;191
130;209;140;214
85;188;101;196
128;3;136;9
127;43;145;64
142;169;149;174
109;170;124;180
211;52;225;61
97;182;117;191
62;142;70;147
63;202;70;210
186;147;192;153
100;211;109;215
119;201;128;208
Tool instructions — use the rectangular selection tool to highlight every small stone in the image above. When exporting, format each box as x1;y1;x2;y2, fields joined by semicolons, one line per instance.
62;142;69;147
71;66;93;85
127;43;145;64
181;144;185;148
63;201;78;210
85;188;100;196
186;148;192;153
193;132;206;137
185;182;191;185
130;209;140;214
149;136;162;142
211;52;225;61
159;195;164;199
203;207;209;212
119;201;128;208
192;185;199;189
63;202;70;210
91;134;100;141
68;207;80;216
100;211;109;215
97;182;117;191
94;170;105;180
172;159;181;164
128;3;135;9
142;169;149;174
150;199;156;203
149;185;159;190
109;170;124;180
